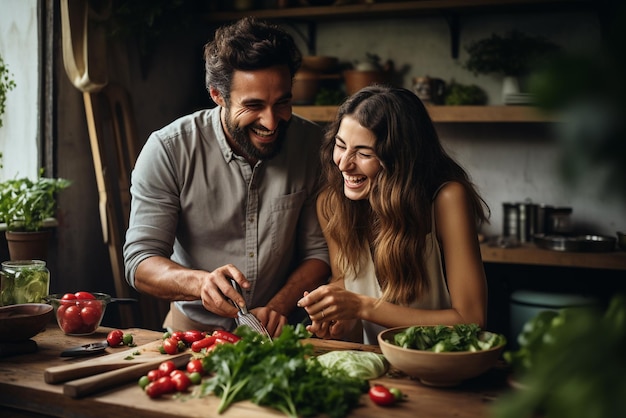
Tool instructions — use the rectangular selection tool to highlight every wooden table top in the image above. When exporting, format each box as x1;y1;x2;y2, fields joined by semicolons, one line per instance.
0;323;510;418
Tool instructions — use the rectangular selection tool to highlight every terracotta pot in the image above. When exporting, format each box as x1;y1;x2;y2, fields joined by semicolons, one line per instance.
5;230;52;261
292;69;320;105
343;70;389;95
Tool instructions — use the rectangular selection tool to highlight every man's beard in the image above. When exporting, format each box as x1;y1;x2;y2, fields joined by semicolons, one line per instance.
224;110;289;161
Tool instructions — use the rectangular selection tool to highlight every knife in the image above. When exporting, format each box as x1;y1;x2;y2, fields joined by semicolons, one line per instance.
229;279;272;339
60;340;109;357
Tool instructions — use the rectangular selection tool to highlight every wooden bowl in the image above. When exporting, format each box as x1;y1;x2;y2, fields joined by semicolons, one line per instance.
378;326;506;387
0;303;53;342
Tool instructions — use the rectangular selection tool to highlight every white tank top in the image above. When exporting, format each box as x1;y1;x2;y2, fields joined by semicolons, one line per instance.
344;189;452;344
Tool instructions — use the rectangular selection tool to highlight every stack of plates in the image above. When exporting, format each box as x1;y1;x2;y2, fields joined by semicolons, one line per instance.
504;93;533;105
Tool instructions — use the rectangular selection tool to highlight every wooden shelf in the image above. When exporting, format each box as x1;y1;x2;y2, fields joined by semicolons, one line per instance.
203;0;593;22
293;105;555;123
480;243;626;271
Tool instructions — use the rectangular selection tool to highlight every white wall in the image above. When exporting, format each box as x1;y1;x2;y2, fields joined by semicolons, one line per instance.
0;0;39;180
309;11;626;237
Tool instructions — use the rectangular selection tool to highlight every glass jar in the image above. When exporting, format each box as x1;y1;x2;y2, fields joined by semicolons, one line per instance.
0;260;50;306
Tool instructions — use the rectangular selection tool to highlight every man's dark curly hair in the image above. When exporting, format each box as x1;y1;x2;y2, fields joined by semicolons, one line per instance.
203;17;302;101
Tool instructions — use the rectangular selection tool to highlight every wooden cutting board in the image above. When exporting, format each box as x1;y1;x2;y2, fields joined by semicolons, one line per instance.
44;339;192;398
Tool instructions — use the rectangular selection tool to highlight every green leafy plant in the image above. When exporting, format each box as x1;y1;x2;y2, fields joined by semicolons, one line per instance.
0;53;17;128
444;81;488;105
0;169;71;232
199;324;368;417
464;30;560;77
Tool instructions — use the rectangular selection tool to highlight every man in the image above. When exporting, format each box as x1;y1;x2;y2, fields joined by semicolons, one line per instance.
123;17;330;336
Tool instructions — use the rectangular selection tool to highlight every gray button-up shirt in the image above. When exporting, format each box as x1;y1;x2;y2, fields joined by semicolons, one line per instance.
123;107;329;330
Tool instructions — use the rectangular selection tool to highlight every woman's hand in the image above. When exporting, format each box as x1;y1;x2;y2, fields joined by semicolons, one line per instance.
297;285;362;338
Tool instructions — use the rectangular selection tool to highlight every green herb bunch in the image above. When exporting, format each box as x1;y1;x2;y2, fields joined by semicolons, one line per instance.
0;170;71;231
0;53;17;128
199;324;368;417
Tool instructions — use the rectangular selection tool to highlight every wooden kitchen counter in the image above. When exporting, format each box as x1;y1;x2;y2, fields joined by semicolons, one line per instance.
0;323;509;418
480;242;626;271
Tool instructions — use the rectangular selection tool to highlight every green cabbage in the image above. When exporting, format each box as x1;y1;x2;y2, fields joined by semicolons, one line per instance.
316;350;389;380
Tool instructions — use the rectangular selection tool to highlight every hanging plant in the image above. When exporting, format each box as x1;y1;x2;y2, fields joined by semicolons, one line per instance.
0;53;17;129
463;31;560;77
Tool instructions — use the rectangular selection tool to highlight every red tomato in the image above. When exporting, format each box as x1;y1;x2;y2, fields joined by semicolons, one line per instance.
74;291;96;300
182;330;205;344
61;293;77;301
80;306;101;326
156;376;176;394
61;305;83;334
145;381;166;398
169;370;191;392
158;360;177;377
212;330;241;343
107;329;124;346
186;359;205;375
147;369;161;382
162;337;179;355
369;385;396;406
171;331;184;341
190;335;217;352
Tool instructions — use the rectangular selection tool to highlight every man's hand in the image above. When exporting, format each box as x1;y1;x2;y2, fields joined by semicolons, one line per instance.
199;264;250;318
250;306;288;337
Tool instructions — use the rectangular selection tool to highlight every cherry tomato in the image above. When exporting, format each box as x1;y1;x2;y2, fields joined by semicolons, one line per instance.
147;369;161;382
74;291;96;300
61;305;83;334
138;375;150;390
107;329;124;346
171;331;185;341
369;385;396;406
169;370;192;392
212;330;241;343
162;337;179;355
158;360;177;377
188;371;202;385
190;335;217;352
182;330;205;344
145;380;167;398
61;293;77;301
80;306;100;326
186;359;205;375
156;376;176;394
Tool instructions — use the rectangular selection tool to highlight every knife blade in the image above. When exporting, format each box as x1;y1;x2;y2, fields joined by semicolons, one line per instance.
60;341;108;357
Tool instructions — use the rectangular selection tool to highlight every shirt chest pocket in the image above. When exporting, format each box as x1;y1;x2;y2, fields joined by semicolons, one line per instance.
270;190;306;256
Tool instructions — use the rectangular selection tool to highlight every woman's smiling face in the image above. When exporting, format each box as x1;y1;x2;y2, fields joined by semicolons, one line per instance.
333;115;382;201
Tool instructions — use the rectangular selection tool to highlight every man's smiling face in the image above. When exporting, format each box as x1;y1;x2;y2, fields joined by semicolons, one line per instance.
211;65;293;163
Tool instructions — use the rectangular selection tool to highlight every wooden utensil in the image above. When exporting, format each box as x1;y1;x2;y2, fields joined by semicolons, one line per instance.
44;339;192;397
63;352;191;398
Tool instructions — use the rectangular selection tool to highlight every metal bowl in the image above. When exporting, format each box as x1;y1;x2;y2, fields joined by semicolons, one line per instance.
0;303;53;342
534;234;616;252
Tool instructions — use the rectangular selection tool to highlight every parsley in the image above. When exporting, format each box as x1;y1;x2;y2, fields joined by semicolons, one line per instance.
199;324;367;417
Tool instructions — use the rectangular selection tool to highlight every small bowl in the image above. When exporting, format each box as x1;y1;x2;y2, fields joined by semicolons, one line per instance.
0;303;54;342
378;326;506;387
46;293;110;336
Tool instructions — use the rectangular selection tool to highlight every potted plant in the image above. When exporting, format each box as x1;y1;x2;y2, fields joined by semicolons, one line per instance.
343;53;393;95
463;30;560;102
0;168;71;261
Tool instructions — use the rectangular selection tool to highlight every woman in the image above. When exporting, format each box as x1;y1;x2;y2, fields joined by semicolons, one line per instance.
297;85;490;344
